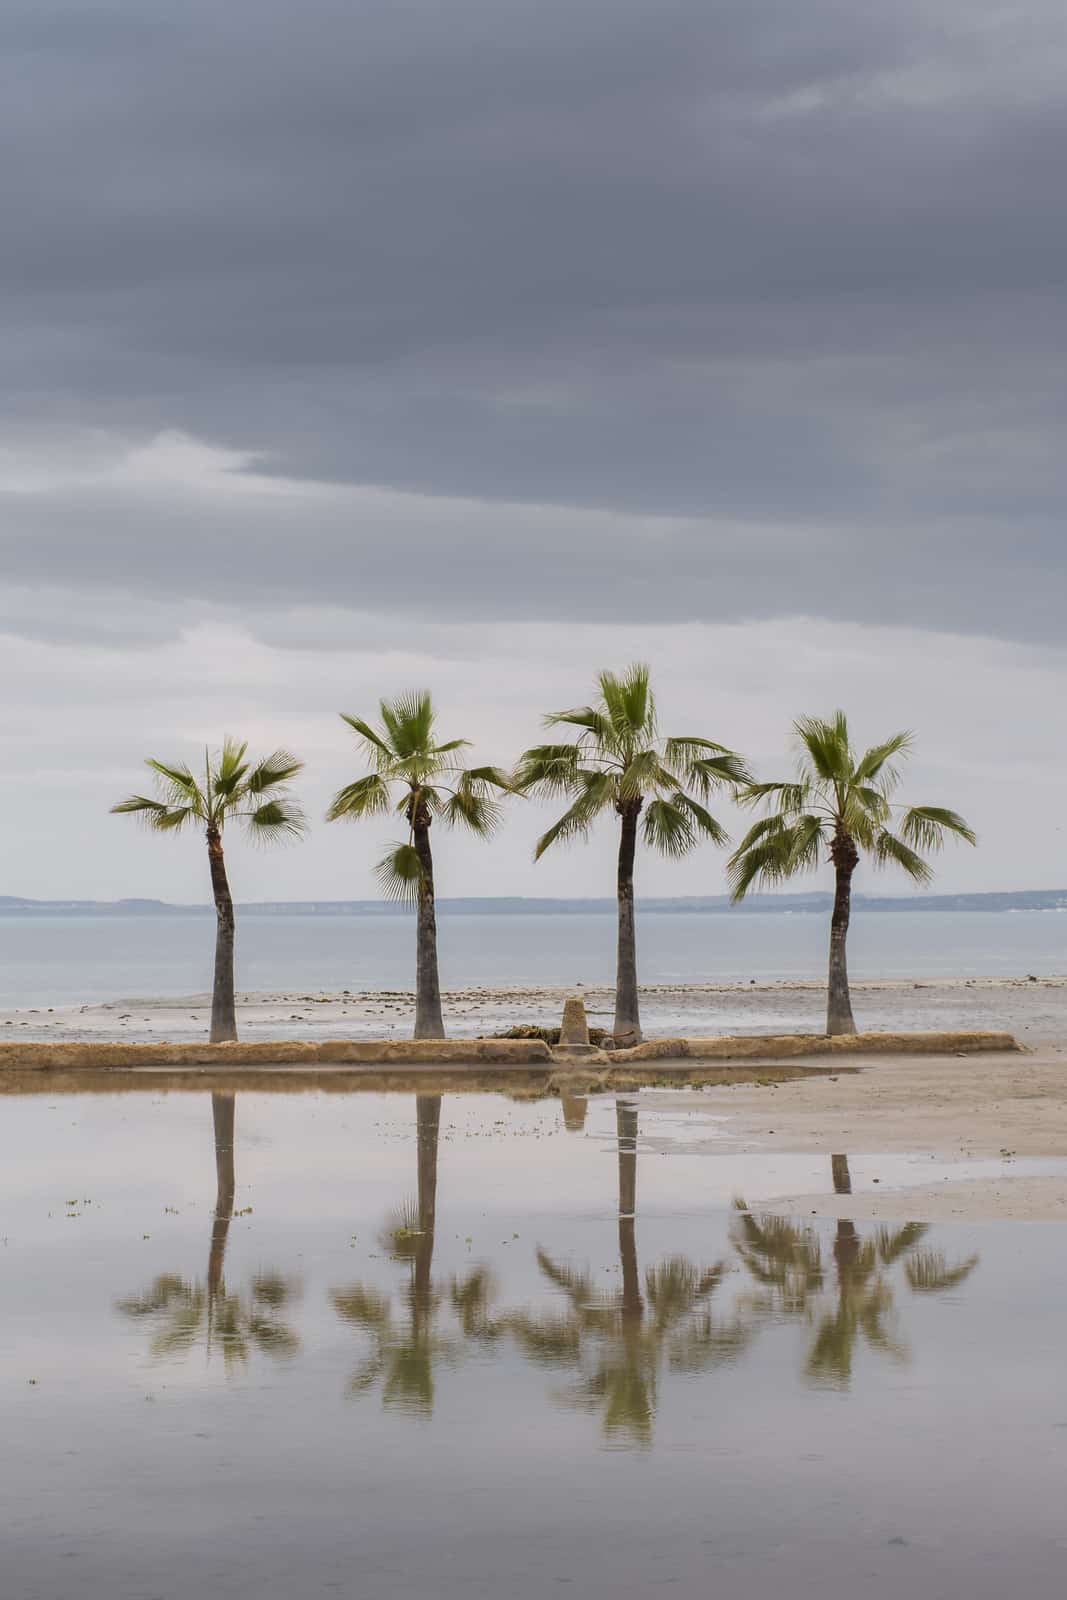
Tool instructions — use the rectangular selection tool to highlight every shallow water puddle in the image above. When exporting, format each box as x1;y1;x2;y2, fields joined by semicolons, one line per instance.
3;1088;1066;1599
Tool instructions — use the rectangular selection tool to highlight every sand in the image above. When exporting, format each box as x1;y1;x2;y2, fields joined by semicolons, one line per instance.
2;975;1065;1222
3;973;1065;1044
644;1039;1067;1221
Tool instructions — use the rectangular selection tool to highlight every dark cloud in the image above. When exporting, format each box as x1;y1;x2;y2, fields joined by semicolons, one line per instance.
2;1;1065;638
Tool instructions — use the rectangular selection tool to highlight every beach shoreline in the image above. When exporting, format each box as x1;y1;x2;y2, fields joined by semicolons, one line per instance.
3;972;1064;1045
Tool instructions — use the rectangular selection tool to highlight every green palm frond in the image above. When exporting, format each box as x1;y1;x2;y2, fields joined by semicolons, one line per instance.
534;771;616;858
600;662;655;738
675;794;729;845
375;842;425;904
873;830;934;883
326;774;392;821
380;690;435;758
144;759;201;797
793;712;853;782
247;749;304;793
642;798;696;858
853;732;911;787
899;806;977;851
244;799;306;842
513;743;582;796
212;738;250;797
154;805;198;831
619;748;663;798
544;705;613;741
444;784;502;836
340;714;393;767
737;780;810;812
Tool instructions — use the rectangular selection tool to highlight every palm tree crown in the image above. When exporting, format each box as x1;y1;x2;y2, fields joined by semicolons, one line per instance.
326;691;511;901
514;664;750;860
727;712;975;898
111;740;305;840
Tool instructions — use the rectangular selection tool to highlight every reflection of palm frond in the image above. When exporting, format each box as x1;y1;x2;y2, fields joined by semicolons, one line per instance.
905;1251;979;1293
450;1268;499;1338
668;1314;753;1371
875;1223;929;1265
379;1200;422;1259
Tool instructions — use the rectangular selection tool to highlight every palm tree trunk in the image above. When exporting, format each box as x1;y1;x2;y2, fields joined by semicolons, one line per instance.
208;1092;236;1299
616;1100;643;1319
613;801;642;1046
206;826;237;1043
412;810;445;1040
414;1094;441;1308
826;832;859;1036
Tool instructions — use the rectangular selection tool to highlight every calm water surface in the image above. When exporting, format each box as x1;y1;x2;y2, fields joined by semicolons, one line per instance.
2;1088;1065;1598
0;908;1064;1005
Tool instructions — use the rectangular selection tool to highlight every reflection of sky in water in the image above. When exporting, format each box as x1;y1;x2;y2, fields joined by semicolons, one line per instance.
3;1089;1066;1599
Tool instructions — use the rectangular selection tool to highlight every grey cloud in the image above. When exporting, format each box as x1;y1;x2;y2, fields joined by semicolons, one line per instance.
2;1;1066;639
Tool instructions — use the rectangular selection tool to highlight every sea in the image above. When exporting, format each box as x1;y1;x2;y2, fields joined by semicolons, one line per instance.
0;908;1063;1008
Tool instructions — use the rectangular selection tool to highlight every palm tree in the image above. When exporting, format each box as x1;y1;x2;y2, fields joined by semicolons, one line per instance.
111;741;304;1042
326;693;511;1039
514;664;749;1046
727;713;975;1035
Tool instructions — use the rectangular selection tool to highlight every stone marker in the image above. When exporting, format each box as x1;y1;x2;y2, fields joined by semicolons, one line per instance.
554;994;597;1057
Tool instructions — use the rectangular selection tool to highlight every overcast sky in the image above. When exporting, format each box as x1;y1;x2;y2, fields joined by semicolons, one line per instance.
2;0;1065;902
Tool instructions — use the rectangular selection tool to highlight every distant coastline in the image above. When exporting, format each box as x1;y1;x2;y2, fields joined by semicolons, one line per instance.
2;891;1066;917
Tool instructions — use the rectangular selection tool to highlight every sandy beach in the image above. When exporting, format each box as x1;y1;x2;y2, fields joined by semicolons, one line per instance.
3;972;1065;1045
2;973;1064;1223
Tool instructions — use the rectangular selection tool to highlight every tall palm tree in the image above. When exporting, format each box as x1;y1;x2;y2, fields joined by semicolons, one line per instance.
326;693;511;1039
515;664;749;1046
112;741;304;1041
727;713;975;1035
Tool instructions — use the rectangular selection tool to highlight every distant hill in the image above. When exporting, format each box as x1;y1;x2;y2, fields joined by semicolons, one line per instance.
2;891;1066;916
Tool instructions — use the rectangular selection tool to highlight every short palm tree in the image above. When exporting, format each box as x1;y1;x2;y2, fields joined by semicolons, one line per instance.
326;692;511;1039
515;664;750;1045
727;713;975;1035
111;741;305;1042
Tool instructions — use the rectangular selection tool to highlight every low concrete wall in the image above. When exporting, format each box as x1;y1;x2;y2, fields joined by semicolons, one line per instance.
609;1029;1020;1063
0;1036;553;1071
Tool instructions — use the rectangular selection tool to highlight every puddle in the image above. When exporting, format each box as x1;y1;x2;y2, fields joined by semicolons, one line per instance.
2;1088;1066;1599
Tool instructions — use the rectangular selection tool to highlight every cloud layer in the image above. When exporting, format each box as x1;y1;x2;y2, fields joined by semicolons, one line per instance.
2;3;1065;897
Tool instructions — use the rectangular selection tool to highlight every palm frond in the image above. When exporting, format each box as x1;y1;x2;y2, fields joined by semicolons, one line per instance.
444;785;503;836
432;738;471;755
683;751;753;797
618;747;663;799
854;732;911;785
534;775;614;859
598;663;655;739
873;830;934;884
340;714;393;769
247;749;304;794
544;705;612;742
513;743;582;797
212;737;250;798
111;794;169;818
375;841;425;904
380;690;435;759
462;765;515;792
899;806;977;851
326;773;392;822
144;759;201;797
154;805;198;831
642;798;697;859
794;713;853;783
728;814;824;900
244;799;306;843
736;780;810;813
674;794;729;846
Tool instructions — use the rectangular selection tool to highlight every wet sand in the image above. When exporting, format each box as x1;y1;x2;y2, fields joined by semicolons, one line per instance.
647;1039;1067;1221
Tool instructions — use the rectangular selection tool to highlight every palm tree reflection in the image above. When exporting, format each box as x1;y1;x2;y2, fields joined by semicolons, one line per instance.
734;1155;978;1389
116;1093;301;1369
506;1098;750;1444
332;1094;498;1416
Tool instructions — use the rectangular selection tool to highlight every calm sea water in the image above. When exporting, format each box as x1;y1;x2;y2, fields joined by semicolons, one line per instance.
3;1086;1065;1599
0;909;1063;1006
